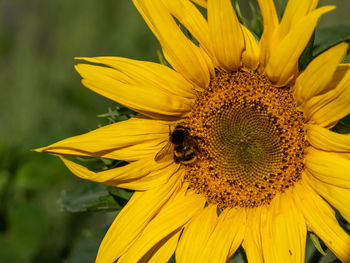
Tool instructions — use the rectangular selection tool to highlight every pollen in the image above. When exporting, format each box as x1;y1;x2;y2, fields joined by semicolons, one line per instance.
182;69;307;209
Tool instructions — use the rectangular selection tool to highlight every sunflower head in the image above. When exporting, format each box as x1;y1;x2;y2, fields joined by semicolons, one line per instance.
35;0;350;262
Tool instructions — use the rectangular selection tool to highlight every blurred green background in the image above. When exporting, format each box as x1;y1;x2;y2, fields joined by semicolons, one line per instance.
0;0;348;262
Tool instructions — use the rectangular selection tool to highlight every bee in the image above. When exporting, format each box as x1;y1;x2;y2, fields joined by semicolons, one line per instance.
155;125;196;164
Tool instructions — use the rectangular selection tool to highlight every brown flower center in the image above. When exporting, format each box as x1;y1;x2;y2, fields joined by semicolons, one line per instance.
182;69;307;208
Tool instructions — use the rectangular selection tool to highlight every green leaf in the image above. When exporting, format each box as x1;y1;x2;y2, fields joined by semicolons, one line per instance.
299;32;315;71
234;1;262;39
332;115;350;134
73;156;126;172
317;251;338;263
97;105;135;124
335;210;350;234
313;24;350;57
229;246;247;263
106;186;133;200
346;52;350;63
60;181;122;213
157;49;170;66
248;2;263;38
309;233;327;256
234;0;250;29
168;254;176;263
106;186;133;208
274;0;288;19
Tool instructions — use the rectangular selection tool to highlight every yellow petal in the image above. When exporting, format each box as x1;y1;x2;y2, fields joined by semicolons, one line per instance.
305;149;350;188
76;56;196;99
257;0;278;69
60;157;180;191
176;204;217;263
118;187;206;263
96;175;181;263
294;43;349;106
35;117;169;162
305;171;350;223
265;6;335;86
132;0;212;89
198;207;246;262
277;0;318;40
304;64;350;127
140;230;181;263
208;0;245;71
242;26;260;70
75;64;192;120
307;124;350;152
256;0;278;36
243;207;264;263
292;178;350;262
161;0;215;68
261;192;306;263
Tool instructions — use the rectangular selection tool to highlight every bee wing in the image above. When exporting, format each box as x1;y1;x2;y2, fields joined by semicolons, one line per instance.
155;141;174;163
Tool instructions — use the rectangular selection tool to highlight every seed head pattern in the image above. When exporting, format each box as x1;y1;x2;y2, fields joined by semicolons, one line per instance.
182;69;307;208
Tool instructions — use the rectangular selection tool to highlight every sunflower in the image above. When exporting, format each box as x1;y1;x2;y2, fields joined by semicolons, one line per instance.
36;0;350;262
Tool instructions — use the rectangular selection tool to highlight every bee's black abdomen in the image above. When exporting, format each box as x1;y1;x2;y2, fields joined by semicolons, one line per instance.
174;153;182;163
174;144;190;152
170;130;188;144
173;151;195;163
171;125;196;164
183;152;195;162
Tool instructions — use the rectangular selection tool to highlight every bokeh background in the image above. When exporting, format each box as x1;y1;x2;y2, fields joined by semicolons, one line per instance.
0;0;349;262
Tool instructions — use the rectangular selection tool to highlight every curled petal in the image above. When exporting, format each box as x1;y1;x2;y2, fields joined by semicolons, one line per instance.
293;178;350;262
96;175;182;263
198;207;246;262
294;43;348;106
304;64;350;127
176;204;217;263
261;192;306;263
208;0;245;72
305;171;350;223
35;118;169;162
265;6;335;86
60;157;180;191
132;0;213;89
118;187;206;262
75;63;192;120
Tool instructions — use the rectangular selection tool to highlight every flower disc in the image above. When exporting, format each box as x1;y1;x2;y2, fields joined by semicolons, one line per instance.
183;70;307;208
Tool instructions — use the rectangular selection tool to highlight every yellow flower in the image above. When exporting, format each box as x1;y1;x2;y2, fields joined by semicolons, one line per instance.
36;0;350;262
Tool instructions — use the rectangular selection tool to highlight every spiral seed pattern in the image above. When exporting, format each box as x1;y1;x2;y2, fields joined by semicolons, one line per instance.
182;69;307;208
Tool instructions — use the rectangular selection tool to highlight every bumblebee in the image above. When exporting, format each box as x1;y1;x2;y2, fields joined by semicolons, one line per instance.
155;125;196;164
